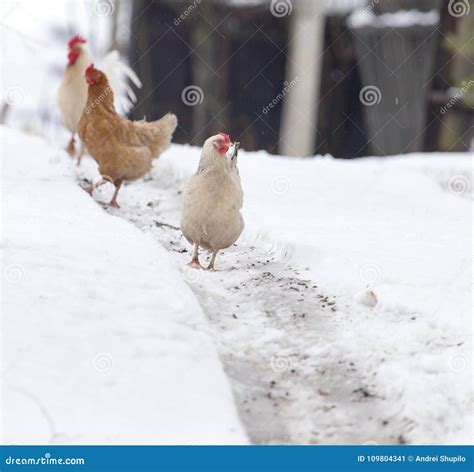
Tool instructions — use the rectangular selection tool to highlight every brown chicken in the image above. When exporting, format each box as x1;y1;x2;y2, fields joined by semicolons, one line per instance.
78;64;177;208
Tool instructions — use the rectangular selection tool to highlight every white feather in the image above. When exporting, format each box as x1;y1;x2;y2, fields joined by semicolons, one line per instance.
102;50;142;115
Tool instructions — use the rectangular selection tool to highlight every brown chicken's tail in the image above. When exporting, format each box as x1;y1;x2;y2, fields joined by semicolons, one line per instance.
142;112;178;158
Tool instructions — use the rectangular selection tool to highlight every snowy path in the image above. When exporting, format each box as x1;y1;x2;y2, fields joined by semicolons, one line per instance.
124;222;415;446
2;128;247;445
76;148;471;445
77;171;381;445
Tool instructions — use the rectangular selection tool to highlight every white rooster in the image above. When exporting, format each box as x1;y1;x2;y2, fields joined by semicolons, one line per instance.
57;35;142;163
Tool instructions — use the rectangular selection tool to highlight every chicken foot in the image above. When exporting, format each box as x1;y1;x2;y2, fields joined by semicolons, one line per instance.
187;243;203;270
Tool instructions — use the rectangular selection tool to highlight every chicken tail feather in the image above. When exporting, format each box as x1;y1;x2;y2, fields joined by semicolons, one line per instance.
103;50;142;115
138;113;178;158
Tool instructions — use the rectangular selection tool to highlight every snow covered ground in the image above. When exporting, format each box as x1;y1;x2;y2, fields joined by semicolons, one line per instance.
1;125;472;445
64;135;472;445
1;126;247;445
0;0;472;446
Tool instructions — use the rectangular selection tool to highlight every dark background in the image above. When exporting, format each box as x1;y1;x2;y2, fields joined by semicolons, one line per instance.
123;0;473;158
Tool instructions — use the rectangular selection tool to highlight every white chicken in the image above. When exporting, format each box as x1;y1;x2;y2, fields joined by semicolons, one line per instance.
57;35;142;163
181;133;244;270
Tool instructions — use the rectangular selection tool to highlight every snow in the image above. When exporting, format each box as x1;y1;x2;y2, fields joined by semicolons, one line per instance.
69;140;472;445
349;8;440;29
227;0;367;15
1;130;471;446
162;146;472;338
1;0;472;448
226;0;268;6
1;126;247;445
324;0;366;15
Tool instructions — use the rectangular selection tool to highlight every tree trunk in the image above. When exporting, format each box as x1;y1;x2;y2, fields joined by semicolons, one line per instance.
279;0;325;157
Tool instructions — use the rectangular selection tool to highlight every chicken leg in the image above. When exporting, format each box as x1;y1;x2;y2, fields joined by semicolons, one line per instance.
187;243;203;269
206;251;218;271
77;141;86;166
66;133;76;157
108;180;123;208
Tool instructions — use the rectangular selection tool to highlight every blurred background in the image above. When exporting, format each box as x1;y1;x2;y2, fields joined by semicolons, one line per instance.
1;0;473;158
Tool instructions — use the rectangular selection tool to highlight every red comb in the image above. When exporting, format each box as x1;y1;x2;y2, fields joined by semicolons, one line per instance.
85;63;95;75
218;132;231;143
68;35;86;48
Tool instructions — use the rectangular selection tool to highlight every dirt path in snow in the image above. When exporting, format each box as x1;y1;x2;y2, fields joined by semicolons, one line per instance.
77;165;413;445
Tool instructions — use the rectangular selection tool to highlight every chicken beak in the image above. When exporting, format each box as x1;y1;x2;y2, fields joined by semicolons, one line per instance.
228;141;240;159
